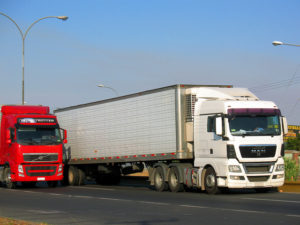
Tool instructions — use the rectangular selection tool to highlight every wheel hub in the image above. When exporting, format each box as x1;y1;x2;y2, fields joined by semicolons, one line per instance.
206;174;216;188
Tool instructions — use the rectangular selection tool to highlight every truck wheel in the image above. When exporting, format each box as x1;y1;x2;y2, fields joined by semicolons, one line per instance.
78;168;86;185
168;167;184;192
68;166;79;186
4;168;16;189
204;167;220;194
154;167;168;192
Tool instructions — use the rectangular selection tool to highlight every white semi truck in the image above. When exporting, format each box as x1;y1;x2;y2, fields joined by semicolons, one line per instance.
54;84;287;194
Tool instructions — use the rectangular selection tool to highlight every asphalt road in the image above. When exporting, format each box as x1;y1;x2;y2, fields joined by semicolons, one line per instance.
0;177;299;225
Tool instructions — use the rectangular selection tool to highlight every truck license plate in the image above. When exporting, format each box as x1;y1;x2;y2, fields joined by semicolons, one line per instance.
37;177;45;181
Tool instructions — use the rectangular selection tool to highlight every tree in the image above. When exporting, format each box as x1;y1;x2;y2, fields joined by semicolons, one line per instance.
285;134;300;151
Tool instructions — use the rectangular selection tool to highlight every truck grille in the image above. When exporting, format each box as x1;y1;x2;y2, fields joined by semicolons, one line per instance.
25;166;57;176
23;154;58;162
239;145;276;158
247;176;270;182
243;163;274;174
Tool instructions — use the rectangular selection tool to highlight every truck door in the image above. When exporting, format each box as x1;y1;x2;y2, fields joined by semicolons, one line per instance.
194;115;227;160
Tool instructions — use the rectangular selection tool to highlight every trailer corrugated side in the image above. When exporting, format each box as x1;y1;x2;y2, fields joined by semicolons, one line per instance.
55;85;230;165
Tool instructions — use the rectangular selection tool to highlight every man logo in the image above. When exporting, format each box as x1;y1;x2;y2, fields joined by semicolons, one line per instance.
251;148;266;157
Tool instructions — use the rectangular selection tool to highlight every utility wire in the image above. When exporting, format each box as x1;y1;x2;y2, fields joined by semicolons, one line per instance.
250;76;300;92
250;64;300;93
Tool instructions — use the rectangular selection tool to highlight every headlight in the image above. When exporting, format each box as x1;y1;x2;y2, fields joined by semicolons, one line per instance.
276;164;285;172
58;164;63;173
18;165;24;173
228;165;242;173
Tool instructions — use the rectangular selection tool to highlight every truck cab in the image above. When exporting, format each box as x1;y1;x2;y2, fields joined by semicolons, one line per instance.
0;105;66;188
192;88;287;193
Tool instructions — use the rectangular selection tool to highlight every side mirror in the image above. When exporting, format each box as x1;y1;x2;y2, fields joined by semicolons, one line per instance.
215;117;223;136
6;129;12;144
282;117;288;135
63;129;68;144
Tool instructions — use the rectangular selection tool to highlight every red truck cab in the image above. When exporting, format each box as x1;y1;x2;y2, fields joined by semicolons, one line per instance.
0;105;67;188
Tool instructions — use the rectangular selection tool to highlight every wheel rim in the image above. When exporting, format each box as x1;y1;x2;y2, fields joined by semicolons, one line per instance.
170;172;178;187
155;172;163;187
5;170;11;184
68;170;74;183
205;174;216;188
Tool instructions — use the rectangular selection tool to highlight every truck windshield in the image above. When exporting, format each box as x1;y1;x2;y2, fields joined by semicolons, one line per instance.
229;115;281;136
16;126;62;145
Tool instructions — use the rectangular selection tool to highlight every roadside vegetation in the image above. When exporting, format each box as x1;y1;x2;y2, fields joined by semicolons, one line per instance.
285;134;300;151
0;217;47;225
284;157;299;181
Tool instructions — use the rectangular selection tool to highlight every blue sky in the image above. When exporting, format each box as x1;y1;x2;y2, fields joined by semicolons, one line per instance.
0;0;299;124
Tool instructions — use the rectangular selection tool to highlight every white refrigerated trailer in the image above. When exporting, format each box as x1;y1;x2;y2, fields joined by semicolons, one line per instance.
55;84;287;194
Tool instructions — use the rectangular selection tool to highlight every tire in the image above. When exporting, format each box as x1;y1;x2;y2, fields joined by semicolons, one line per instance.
168;167;184;192
204;167;220;195
4;168;16;189
68;166;79;186
78;168;86;186
154;167;168;192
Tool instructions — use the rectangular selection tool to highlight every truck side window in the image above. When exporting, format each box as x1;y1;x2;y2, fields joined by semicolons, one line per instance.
207;116;216;132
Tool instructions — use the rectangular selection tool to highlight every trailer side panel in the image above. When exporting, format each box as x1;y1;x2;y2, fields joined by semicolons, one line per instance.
57;89;179;163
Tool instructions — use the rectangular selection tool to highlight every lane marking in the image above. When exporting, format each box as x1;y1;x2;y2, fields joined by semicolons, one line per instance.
138;201;170;206
69;186;115;191
287;214;300;218
180;204;208;209
49;193;63;196
73;195;93;199
27;210;64;214
223;209;264;214
180;205;264;214
242;197;300;204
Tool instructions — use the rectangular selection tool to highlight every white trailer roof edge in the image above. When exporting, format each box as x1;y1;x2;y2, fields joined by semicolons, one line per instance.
54;84;233;113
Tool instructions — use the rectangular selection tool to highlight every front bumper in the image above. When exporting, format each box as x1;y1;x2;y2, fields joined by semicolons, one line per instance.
218;159;285;188
11;163;63;182
218;174;284;188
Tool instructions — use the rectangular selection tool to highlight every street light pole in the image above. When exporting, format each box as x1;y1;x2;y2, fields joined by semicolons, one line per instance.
0;12;68;105
272;41;300;47
97;84;119;96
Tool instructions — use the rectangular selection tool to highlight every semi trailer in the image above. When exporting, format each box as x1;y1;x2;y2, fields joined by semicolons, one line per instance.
0;105;67;188
55;84;287;194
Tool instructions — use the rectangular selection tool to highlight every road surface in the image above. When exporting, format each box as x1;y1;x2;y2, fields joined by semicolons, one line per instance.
0;177;299;225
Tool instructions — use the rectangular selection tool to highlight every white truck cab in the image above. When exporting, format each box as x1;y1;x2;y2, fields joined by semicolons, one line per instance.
192;87;287;193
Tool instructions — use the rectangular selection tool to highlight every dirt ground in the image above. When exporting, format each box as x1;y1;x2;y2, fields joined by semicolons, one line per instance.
278;181;300;193
0;217;47;225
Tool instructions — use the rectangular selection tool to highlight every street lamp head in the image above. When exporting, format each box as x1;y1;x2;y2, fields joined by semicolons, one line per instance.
97;84;105;88
57;16;69;21
272;41;283;46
